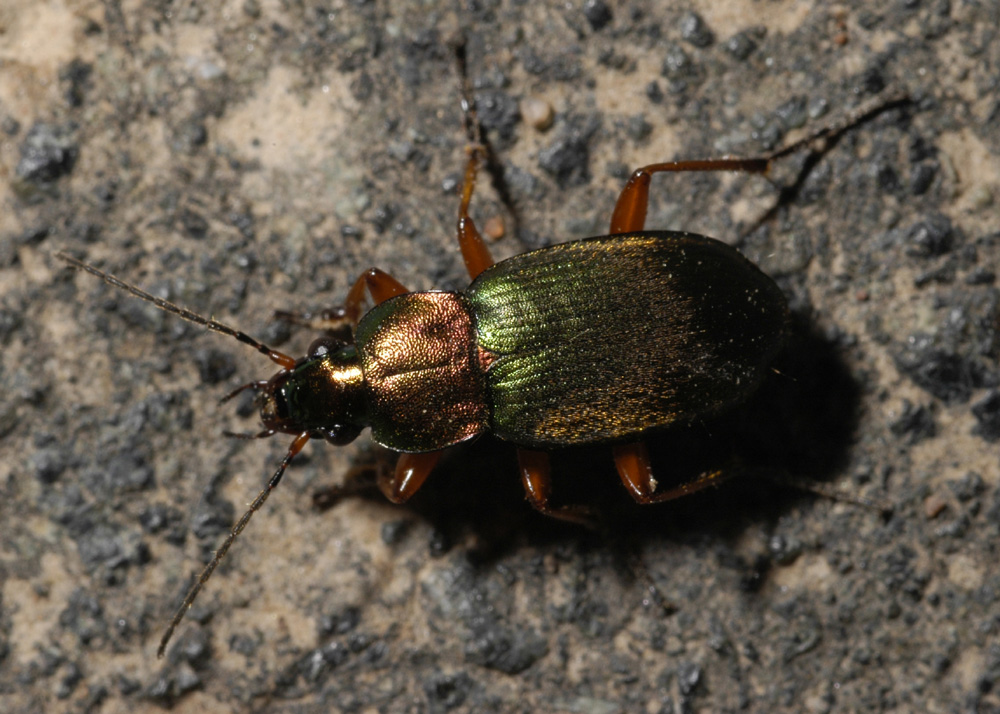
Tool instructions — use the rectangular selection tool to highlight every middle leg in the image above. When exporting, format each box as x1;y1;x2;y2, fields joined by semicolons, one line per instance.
518;449;597;527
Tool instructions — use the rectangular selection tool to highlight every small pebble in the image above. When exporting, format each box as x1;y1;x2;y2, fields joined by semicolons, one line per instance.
520;96;554;131
483;215;505;241
924;492;948;519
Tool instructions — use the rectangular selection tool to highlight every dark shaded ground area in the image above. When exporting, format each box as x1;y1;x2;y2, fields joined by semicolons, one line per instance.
2;1;999;712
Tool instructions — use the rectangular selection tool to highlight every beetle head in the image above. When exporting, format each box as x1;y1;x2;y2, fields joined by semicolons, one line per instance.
256;336;367;445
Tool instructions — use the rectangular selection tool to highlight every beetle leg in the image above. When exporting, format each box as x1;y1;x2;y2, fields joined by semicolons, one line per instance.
518;449;597;527
273;307;355;333
456;146;496;281
610;93;911;235
454;43;496;282
610;158;771;235
377;451;443;504
613;442;727;504
342;268;410;325
278;268;410;334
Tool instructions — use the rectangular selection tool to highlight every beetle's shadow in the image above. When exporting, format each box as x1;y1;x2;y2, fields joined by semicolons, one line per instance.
323;314;862;560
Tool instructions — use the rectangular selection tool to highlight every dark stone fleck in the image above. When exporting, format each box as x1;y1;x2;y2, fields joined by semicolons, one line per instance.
144;674;173;705
625;114;652;141
228;633;257;656
740;554;770;592
58;589;107;646
180;209;209;240
583;0;612;31
60;59;93;107
173;663;201;695
1;115;20;135
538;131;590;187
769;534;804;565
889;399;936;444
228;211;255;240
910;162;937;195
905;214;954;257
661;43;693;78
464;625;547;674
371;202;397;234
0;306;23;342
381;519;411;545
171;120;208;154
193;347;237;384
503;162;544;205
423;671;474;712
965;267;995;285
138;504;186;545
724;31;757;60
32;447;67;484
677;661;702;695
350;72;373;102
319;606;361;637
971;391;1000;441
190;498;234;546
74;523;149;574
16;123;79;184
914;263;954;287
948;472;984;501
55;662;83;699
857;65;886;95
117;676;141;696
428;527;451;557
80;445;155;500
909;135;937;162
935;514;969;539
858;10;881;28
107;450;155;493
298;642;349;684
679;11;714;47
894;336;987;404
341;224;363;240
474;89;520;141
93;181;116;206
876;162;900;192
387;140;414;162
645;80;663;104
775;96;808;130
171;628;211;668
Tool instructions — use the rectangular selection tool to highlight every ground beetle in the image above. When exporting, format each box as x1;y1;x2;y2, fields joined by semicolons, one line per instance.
56;90;906;657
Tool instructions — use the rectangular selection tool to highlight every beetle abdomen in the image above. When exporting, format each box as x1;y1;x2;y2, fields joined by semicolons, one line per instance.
468;232;788;448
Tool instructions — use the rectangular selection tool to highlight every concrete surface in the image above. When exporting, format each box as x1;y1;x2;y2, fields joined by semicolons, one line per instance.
1;1;998;712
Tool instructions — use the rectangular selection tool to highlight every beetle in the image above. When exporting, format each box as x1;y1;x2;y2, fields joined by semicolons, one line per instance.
56;90;906;657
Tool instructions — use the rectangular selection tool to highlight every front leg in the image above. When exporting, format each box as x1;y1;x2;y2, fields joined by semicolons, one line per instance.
277;267;410;333
378;451;444;504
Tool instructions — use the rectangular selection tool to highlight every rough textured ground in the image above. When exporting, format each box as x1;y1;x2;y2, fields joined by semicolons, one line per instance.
2;1;999;712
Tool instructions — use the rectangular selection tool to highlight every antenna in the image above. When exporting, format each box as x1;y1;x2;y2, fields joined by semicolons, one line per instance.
55;252;297;370
56;251;311;656
157;431;312;658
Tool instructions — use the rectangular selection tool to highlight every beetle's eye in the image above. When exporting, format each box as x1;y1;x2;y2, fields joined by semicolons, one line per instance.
321;425;361;445
308;336;345;357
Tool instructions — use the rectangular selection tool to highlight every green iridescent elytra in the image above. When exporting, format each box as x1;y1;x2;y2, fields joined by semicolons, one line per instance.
468;232;788;448
294;231;787;452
